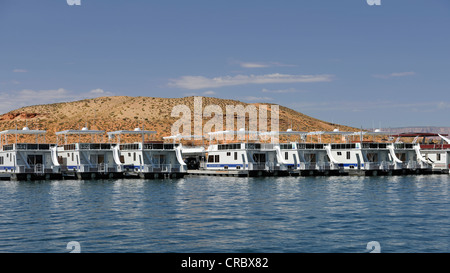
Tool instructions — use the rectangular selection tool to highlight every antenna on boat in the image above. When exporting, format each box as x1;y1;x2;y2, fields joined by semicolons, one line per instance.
360;126;363;144
93;109;97;130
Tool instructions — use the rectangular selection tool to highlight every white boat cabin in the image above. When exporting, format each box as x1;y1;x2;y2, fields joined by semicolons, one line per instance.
55;128;118;177
203;130;286;173
108;128;186;177
0;127;58;179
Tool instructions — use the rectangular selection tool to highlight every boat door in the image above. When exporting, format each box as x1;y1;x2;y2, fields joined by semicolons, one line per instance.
356;154;361;170
90;154;105;164
27;155;43;166
253;153;266;163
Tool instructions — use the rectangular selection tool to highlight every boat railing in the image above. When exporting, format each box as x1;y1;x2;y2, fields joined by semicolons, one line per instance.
364;162;380;170
118;143;179;151
361;143;388;149
330;143;357;150
143;143;179;150
303;162;317;170
248;162;267;170
245;143;275;150
64;163;117;173
267;162;286;171
132;164;182;173
2;143;53;151
380;161;395;171
394;143;414;149
297;144;325;150
317;162;331;171
406;160;419;170
15;164;53;174
248;162;283;171
420;144;450;150
34;164;44;174
61;143;112;151
199;162;208;170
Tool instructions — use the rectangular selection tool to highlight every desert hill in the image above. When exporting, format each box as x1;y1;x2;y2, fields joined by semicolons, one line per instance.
0;96;357;143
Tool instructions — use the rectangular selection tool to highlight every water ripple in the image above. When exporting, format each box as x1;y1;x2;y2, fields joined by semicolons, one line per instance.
0;175;449;252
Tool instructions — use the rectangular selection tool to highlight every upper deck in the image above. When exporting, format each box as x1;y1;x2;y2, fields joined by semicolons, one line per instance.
0;127;48;152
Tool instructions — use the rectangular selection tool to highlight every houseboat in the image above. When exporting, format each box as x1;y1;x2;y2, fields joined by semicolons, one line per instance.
325;130;399;176
270;129;435;176
260;129;343;176
395;133;450;174
55;128;122;179
311;129;431;175
0;127;61;180
107;128;186;179
390;133;434;174
163;134;206;170
194;129;290;177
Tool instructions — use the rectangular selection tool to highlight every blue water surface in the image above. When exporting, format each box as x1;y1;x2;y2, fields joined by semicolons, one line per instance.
0;175;449;253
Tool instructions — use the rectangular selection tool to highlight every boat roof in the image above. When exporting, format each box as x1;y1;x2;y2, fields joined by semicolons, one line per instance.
260;130;308;136
107;129;156;136
307;130;354;135
352;130;392;136
56;129;105;135
391;132;448;137
163;134;205;140
208;130;260;136
0;128;46;135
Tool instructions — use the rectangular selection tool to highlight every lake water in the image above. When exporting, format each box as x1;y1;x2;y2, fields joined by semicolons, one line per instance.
0;175;449;253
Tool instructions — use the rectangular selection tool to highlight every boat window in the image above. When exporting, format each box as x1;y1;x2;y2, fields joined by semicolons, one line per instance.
437;153;441;161
347;151;351;160
208;155;214;163
0;157;3;165
285;152;289;160
227;152;231;156
234;152;238;160
337;152;342;156
215;155;219;162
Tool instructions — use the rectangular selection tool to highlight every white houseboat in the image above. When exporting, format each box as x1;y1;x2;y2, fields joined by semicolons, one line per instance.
54;128;121;179
195;129;290;177
107;128;186;179
0;127;61;180
271;129;434;176
163;134;206;170
390;133;434;174
397;133;450;174
312;129;431;175
260;130;343;176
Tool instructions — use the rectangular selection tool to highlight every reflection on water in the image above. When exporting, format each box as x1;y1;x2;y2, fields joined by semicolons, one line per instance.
0;175;449;253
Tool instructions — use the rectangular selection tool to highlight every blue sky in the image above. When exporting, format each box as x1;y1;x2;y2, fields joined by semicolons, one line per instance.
1;0;449;128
